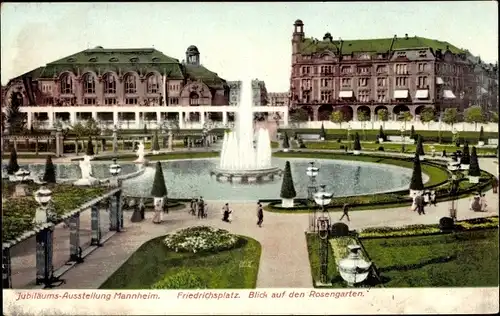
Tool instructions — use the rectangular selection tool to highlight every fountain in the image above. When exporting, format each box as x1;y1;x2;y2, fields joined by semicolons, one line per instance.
134;141;147;164
73;155;99;186
212;80;280;183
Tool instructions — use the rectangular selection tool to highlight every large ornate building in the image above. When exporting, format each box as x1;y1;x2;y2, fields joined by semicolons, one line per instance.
268;92;290;107
2;45;230;122
289;19;498;121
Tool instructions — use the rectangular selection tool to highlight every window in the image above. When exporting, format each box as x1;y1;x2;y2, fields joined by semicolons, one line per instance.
320;78;331;88
395;64;408;75
358;66;370;74
60;73;73;94
418;63;426;72
301;66;311;75
302;91;310;103
124;74;137;94
320;91;332;103
396;77;408;87
358;78;369;87
42;97;52;105
169;97;179;105
301;79;311;89
376;65;387;73
358;90;370;103
189;92;200;105
41;84;52;93
147;74;160;94
125;97;138;105
320;66;333;74
341;78;351;87
341;66;351;74
83;73;96;94
103;73;116;94
418;50;427;58
377;91;387;102
396;52;407;57
377;78;386;87
83;97;96;105
104;98;117;105
418;76;428;88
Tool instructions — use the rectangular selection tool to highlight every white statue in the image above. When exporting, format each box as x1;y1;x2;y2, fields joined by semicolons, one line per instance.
74;155;99;186
134;141;146;164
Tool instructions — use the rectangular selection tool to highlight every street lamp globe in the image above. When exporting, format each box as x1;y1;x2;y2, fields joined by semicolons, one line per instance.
109;158;122;177
34;186;52;207
314;184;333;207
306;162;319;178
15;169;31;182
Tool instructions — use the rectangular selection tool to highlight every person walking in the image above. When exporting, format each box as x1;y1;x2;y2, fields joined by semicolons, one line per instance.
189;198;197;216
256;202;264;227
492;177;498;194
222;203;230;222
197;197;205;219
339;203;350;221
430;190;437;206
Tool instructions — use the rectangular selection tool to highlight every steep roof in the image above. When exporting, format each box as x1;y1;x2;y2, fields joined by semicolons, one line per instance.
299;36;464;55
183;64;227;89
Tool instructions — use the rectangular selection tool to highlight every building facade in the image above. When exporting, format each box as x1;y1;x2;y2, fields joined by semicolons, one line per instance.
289;19;495;122
2;45;232;127
466;53;498;117
268;92;290;107
227;79;268;106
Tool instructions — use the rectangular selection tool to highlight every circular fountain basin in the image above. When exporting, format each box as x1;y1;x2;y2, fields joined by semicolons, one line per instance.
211;166;281;183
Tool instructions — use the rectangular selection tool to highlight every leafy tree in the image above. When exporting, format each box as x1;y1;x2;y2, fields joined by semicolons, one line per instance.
415;135;425;156
420;108;435;125
398;111;413;122
377;109;389;122
43;155;56;183
6;91;26;135
319;123;326;139
86;137;95;156
290;108;309;122
71;117;101;138
409;154;424;191
478;126;485;142
442;108;458;127
353;132;361;151
410;125;416;140
331;110;346;128
151;161;168;197
464;106;484;129
280;161;296;199
490;112;499;123
468;147;481;177
378;125;386;141
7;148;20;175
152;131;160;152
282;132;290;149
461;142;470;165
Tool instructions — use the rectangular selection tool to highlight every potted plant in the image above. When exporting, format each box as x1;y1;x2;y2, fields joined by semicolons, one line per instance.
409;153;424;197
319;123;326;141
478;126;485;147
280;161;296;208
152;130;160;155
353;132;362;155
468;147;480;184
282;132;290;152
415;135;425;160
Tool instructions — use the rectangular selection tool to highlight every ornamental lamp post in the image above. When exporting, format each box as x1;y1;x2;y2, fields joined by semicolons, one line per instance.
400;125;406;153
306;162;319;232
448;172;459;220
314;184;333;285
109;158;122;187
34;186;53;224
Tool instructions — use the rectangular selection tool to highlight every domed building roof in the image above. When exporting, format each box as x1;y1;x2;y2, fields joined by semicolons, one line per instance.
294;19;303;25
186;45;199;54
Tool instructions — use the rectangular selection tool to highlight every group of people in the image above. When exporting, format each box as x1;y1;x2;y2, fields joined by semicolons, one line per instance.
219;202;264;227
470;191;488;212
411;190;437;215
189;197;207;218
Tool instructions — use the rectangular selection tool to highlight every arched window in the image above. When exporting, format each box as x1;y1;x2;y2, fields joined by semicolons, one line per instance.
124;74;137;94
60;73;73;94
83;73;96;94
147;74;159;94
103;73;116;94
189;92;200;105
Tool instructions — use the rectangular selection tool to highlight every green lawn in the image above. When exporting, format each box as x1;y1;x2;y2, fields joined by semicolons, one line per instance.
361;229;499;287
100;235;261;289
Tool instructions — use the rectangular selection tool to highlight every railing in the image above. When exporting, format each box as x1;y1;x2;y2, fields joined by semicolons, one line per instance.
2;188;123;289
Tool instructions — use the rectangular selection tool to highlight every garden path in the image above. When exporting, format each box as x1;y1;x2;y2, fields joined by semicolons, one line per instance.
20;158;499;289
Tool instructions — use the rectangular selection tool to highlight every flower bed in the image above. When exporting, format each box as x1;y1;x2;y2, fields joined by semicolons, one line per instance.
358;216;499;238
164;226;238;253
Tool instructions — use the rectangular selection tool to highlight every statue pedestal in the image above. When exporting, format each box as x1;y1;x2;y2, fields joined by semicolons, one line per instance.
74;177;100;186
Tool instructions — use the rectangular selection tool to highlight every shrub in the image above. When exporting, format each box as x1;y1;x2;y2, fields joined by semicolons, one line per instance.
479;126;485;142
143;124;148;134
280;161;297;199
320;123;326;139
86;137;94;156
152;131;160;152
377;146;385;151
439;217;455;231
151;161;168;197
330;222;350;237
415;135;425;155
337;138;342;143
409;154;424;190
163;226;238;253
152;270;206;289
410;125;416;140
353;132;361;151
7;148;19;175
43;155;56;183
461;142;470;165
468;147;481;177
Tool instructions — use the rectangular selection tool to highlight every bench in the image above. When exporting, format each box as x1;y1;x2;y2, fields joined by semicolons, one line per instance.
387;135;415;144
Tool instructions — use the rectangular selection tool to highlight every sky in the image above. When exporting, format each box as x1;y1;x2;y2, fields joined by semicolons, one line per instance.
1;2;498;92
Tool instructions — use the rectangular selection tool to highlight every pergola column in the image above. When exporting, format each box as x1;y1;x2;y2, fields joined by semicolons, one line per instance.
222;111;228;125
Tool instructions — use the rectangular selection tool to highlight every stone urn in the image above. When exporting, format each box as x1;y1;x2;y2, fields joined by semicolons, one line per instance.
378;138;384;144
353;150;361;155
338;245;372;287
478;141;485;147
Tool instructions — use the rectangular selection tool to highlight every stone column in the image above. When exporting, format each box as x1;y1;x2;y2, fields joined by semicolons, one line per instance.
35;227;54;286
222;111;228;125
27;112;32;130
168;132;173;151
48;110;54;129
112;126;118;154
178;112;184;129
113;111;119;126
135;111;140;129
156;111;161;127
2;247;12;288
109;194;119;231
92;112;97;121
55;128;63;157
70;111;77;125
90;206;101;246
283;110;289;127
69;213;81;262
200;111;205;125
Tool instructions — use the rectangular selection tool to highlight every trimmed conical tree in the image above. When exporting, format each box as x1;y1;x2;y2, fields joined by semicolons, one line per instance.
410;125;416;140
319;123;326;140
415;135;425;156
152;131;160;153
409;153;424;191
468;147;481;177
378;125;386;141
461;142;470;165
151;161;168;197
280;161;296;207
143;124;148;135
7;148;20;175
353;132;361;151
43;155;56;183
282;132;290;149
86;137;94;156
479;126;485;143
